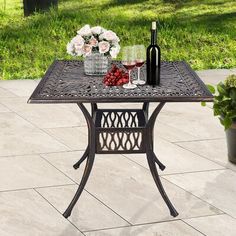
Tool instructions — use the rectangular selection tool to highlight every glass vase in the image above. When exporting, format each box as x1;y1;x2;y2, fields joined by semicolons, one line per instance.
84;53;109;76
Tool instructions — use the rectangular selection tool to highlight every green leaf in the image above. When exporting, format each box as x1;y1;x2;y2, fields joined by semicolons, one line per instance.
201;101;206;106
217;83;227;95
219;117;224;126
222;96;231;101
206;84;215;94
224;116;232;130
230;88;236;100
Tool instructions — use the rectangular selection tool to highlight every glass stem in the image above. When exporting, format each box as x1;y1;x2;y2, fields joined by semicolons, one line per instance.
128;70;132;85
138;67;140;81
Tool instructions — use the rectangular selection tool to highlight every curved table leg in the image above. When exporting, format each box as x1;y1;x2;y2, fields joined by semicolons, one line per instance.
63;103;96;218
144;102;165;171
145;102;178;217
73;145;89;169
146;151;178;217
151;151;166;171
73;103;97;170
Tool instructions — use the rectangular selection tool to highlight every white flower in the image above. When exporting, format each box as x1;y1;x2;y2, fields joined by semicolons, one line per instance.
109;44;120;58
82;44;92;56
71;35;84;48
91;26;103;35
66;42;75;56
89;36;98;47
77;24;91;37
99;30;119;42
74;46;83;56
98;41;110;54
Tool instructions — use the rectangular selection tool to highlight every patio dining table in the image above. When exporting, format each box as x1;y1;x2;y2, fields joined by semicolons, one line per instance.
28;60;213;219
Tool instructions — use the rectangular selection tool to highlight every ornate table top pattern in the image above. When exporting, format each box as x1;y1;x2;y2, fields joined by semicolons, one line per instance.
28;60;213;103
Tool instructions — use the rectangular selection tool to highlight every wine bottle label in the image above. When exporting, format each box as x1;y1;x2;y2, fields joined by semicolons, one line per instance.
152;21;156;30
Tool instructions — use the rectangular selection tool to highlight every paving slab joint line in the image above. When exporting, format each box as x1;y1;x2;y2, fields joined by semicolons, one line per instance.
39;154;131;225
121;154;226;177
161;168;227;177
39;154;79;185
0;149;86;159
181;219;207;236
0;103;13;114
82;218;180;234
0;103;73;151
0;101;86;151
173;142;236;173
161;177;227;216
34;188;84;235
172;137;224;144
0;183;76;194
181;212;226;221
84;189;132;226
0;86;20;97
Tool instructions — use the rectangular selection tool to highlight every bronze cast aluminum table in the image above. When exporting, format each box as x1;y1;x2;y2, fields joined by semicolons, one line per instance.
28;60;213;218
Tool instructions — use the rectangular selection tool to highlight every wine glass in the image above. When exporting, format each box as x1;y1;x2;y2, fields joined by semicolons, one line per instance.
133;45;146;85
122;46;137;89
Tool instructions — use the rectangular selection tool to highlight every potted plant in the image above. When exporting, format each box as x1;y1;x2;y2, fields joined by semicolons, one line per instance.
203;74;236;163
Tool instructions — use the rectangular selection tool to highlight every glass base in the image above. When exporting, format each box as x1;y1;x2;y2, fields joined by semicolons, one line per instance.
84;53;109;76
133;79;145;85
123;83;137;89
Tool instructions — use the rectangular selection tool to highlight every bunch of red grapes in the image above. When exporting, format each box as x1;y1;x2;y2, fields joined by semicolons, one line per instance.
103;64;129;86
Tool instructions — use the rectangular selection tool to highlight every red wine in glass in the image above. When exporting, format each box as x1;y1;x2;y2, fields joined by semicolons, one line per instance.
123;62;136;70
136;60;145;68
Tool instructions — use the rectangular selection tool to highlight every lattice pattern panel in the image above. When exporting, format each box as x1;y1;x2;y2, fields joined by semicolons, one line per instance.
97;110;145;128
97;130;144;153
29;60;213;103
95;109;146;153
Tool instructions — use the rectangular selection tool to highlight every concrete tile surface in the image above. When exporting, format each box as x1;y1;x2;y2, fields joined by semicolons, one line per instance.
164;169;236;218
158;103;224;139
0;155;73;191
0;190;83;236
37;185;129;231
0;97;86;128
0;87;17;98
124;137;225;175
0;103;10;112
0;112;69;156
85;220;203;236
42;152;221;224
44;126;88;150
184;214;236;236
196;69;233;85
0;79;39;97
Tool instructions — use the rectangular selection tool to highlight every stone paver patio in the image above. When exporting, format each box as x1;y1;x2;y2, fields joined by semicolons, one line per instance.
0;68;236;236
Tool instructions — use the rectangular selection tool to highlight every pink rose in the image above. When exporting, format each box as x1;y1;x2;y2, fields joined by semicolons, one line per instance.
98;41;110;54
99;30;119;42
91;26;104;35
82;44;92;56
89;36;98;47
71;35;84;48
77;24;91;37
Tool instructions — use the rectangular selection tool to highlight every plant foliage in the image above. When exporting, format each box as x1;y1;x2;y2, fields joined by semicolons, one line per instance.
209;74;236;130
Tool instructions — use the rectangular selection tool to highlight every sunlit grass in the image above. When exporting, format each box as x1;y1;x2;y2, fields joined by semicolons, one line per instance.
0;0;236;80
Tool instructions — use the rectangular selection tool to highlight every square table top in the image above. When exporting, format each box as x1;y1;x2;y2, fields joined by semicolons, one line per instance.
28;60;213;104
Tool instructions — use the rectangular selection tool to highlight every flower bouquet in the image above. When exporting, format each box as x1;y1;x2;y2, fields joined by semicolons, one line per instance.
67;25;120;75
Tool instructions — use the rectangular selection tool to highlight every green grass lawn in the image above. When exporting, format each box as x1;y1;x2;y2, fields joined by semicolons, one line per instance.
0;0;236;80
